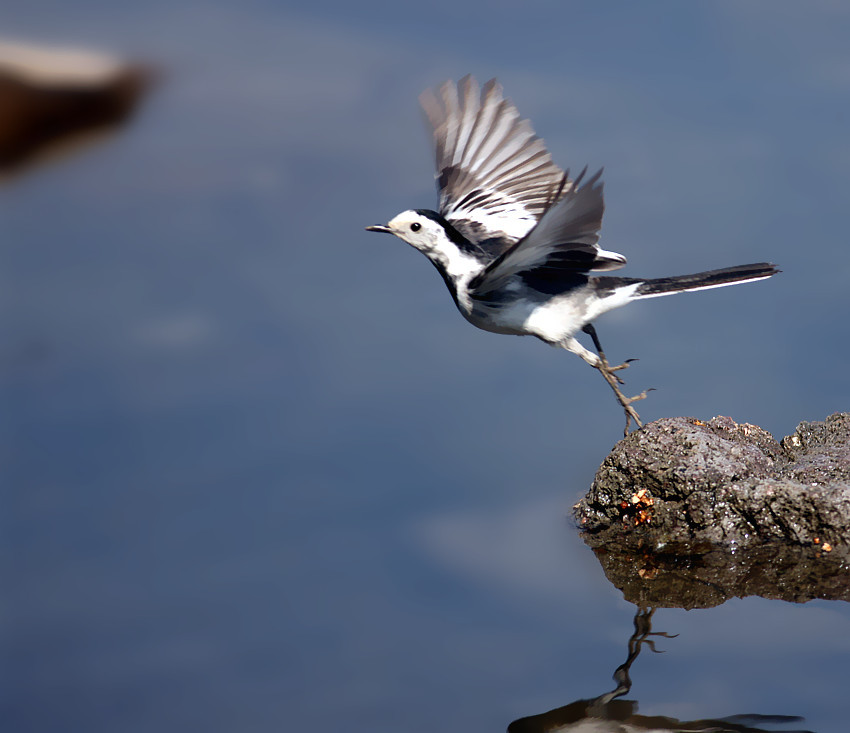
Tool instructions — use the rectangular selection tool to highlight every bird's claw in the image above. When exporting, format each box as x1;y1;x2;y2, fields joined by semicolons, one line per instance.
607;358;639;383
594;355;652;436
610;357;638;371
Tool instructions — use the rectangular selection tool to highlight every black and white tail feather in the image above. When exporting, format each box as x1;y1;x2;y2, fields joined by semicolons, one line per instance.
367;76;779;435
631;264;778;298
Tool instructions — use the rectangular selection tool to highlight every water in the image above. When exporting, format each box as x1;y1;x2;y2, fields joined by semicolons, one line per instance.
3;2;850;731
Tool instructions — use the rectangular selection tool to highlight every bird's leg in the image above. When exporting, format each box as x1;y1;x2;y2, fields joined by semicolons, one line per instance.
573;325;651;436
596;364;649;436
581;324;636;382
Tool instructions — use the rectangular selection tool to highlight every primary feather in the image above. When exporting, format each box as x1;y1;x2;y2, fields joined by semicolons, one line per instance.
420;75;571;254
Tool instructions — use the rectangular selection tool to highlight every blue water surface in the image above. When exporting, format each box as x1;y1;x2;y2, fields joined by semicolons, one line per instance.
3;2;850;731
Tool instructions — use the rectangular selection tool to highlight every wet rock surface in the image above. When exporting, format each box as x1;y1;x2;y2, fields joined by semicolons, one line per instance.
574;413;850;552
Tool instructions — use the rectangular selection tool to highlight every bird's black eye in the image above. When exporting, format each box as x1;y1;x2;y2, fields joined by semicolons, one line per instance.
410;222;421;232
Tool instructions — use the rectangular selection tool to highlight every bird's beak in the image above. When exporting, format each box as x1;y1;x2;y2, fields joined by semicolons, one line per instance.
365;224;392;233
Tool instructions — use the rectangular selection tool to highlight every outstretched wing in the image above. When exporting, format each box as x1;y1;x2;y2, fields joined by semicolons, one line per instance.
469;168;626;297
420;75;569;255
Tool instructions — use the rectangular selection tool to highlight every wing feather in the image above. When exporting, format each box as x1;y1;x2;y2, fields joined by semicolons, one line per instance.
470;168;626;297
420;75;569;251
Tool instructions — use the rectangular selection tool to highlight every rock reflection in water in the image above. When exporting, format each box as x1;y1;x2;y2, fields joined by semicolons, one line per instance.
507;537;842;731
508;607;810;733
585;538;850;609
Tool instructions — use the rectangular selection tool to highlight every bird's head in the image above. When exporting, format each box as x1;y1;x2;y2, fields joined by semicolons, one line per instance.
365;210;449;257
366;209;487;297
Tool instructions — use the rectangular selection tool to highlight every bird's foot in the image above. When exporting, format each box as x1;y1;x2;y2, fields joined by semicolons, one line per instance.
595;354;652;436
606;358;638;383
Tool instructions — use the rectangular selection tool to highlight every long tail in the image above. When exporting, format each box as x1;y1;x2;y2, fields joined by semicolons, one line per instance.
635;262;779;299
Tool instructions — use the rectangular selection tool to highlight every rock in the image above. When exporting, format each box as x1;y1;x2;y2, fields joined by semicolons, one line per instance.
574;413;850;552
0;39;153;176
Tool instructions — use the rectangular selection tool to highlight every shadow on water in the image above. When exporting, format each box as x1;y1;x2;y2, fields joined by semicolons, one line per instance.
508;538;850;732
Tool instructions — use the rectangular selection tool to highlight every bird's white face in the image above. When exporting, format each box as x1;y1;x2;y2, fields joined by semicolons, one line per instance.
366;209;486;287
366;210;446;256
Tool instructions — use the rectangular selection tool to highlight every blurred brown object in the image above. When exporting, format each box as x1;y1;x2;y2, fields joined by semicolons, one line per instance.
0;40;153;176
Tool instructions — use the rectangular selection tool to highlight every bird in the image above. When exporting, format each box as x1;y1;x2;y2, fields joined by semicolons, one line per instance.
366;76;778;435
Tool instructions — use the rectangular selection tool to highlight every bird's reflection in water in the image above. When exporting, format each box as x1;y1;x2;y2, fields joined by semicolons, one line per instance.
508;607;810;733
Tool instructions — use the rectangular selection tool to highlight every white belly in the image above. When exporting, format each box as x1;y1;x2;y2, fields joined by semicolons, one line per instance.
465;282;642;344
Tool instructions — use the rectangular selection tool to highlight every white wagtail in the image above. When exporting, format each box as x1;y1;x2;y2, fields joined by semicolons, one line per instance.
367;76;778;434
